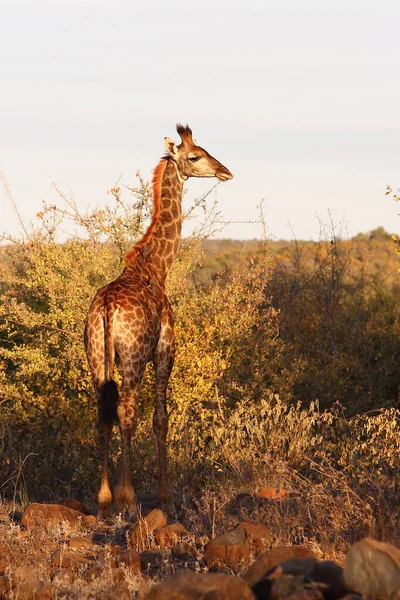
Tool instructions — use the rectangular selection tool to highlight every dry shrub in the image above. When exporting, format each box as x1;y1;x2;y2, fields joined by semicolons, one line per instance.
177;396;400;554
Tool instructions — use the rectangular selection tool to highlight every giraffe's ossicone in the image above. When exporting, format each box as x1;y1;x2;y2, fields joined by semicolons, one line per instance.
84;124;232;519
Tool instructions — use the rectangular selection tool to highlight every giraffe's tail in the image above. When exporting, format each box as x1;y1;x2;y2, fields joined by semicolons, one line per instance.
99;289;119;424
99;380;119;424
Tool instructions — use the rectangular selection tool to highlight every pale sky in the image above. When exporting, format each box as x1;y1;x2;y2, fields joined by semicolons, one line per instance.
1;0;400;241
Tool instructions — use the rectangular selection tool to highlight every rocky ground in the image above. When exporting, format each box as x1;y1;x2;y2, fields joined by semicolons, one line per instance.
0;493;399;599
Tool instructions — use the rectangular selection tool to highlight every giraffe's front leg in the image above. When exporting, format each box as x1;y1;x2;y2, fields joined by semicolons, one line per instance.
114;385;139;515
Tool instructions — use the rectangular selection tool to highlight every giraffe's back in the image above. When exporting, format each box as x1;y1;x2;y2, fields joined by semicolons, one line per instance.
85;263;166;386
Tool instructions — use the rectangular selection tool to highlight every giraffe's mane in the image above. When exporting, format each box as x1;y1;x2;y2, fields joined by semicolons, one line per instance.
124;157;168;267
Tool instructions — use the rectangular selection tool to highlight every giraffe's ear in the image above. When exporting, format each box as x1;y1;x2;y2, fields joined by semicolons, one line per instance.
164;137;178;159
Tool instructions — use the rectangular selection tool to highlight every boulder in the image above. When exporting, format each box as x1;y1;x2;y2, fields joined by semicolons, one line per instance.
0;551;7;572
258;488;290;500
155;523;192;548
111;549;141;574
82;565;103;582
140;550;164;575
172;542;199;560
11;566;41;600
60;498;91;515
243;545;317;587
49;548;95;571
68;534;94;550
11;566;40;588
21;503;96;529
145;571;255;599
110;567;128;583
129;509;167;547
34;580;55;599
0;510;10;525
252;558;346;600
0;574;10;597
107;580;132;600
344;537;400;598
51;569;74;586
205;522;274;571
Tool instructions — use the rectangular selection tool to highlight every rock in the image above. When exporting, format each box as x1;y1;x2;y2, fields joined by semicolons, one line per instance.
49;548;94;571
129;509;167;548
258;488;290;500
50;548;74;569
344;537;400;598
252;558;346;600
172;542;199;560
11;565;40;588
51;568;74;586
21;503;96;529
82;565;103;582
243;546;317;587
68;534;94;550
0;552;7;572
271;573;323;600
0;574;10;597
203;590;255;600
145;571;255;599
60;498;91;515
93;579;131;600
205;522;274;571
9;510;23;522
155;523;191;548
0;510;10;525
140;551;164;575
108;580;131;600
5;500;19;513
112;549;141;574
274;585;323;600
90;531;108;545
34;580;55;599
110;567;126;583
11;566;41;599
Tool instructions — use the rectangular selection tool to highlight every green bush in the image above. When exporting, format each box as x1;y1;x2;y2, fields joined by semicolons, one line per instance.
269;231;400;412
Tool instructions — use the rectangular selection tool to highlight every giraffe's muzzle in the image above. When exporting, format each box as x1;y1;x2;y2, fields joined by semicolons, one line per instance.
216;169;233;181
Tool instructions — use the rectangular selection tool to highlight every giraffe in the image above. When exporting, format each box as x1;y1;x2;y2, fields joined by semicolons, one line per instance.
84;124;232;518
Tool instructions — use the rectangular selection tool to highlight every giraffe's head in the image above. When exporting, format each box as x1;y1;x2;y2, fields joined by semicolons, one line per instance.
164;124;233;182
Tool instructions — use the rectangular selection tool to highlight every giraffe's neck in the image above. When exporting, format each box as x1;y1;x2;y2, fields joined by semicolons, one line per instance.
147;159;184;279
124;158;184;282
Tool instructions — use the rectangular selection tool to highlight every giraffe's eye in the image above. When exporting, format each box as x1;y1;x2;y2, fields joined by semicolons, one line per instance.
188;156;201;163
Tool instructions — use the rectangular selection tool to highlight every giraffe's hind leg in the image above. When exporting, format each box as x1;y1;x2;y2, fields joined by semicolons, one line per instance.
153;312;175;516
114;377;142;515
84;311;117;520
96;380;119;519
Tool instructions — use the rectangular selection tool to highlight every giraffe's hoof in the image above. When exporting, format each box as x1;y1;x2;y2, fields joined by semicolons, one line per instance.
97;508;110;521
114;485;136;517
98;486;112;520
116;506;138;521
97;500;112;521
